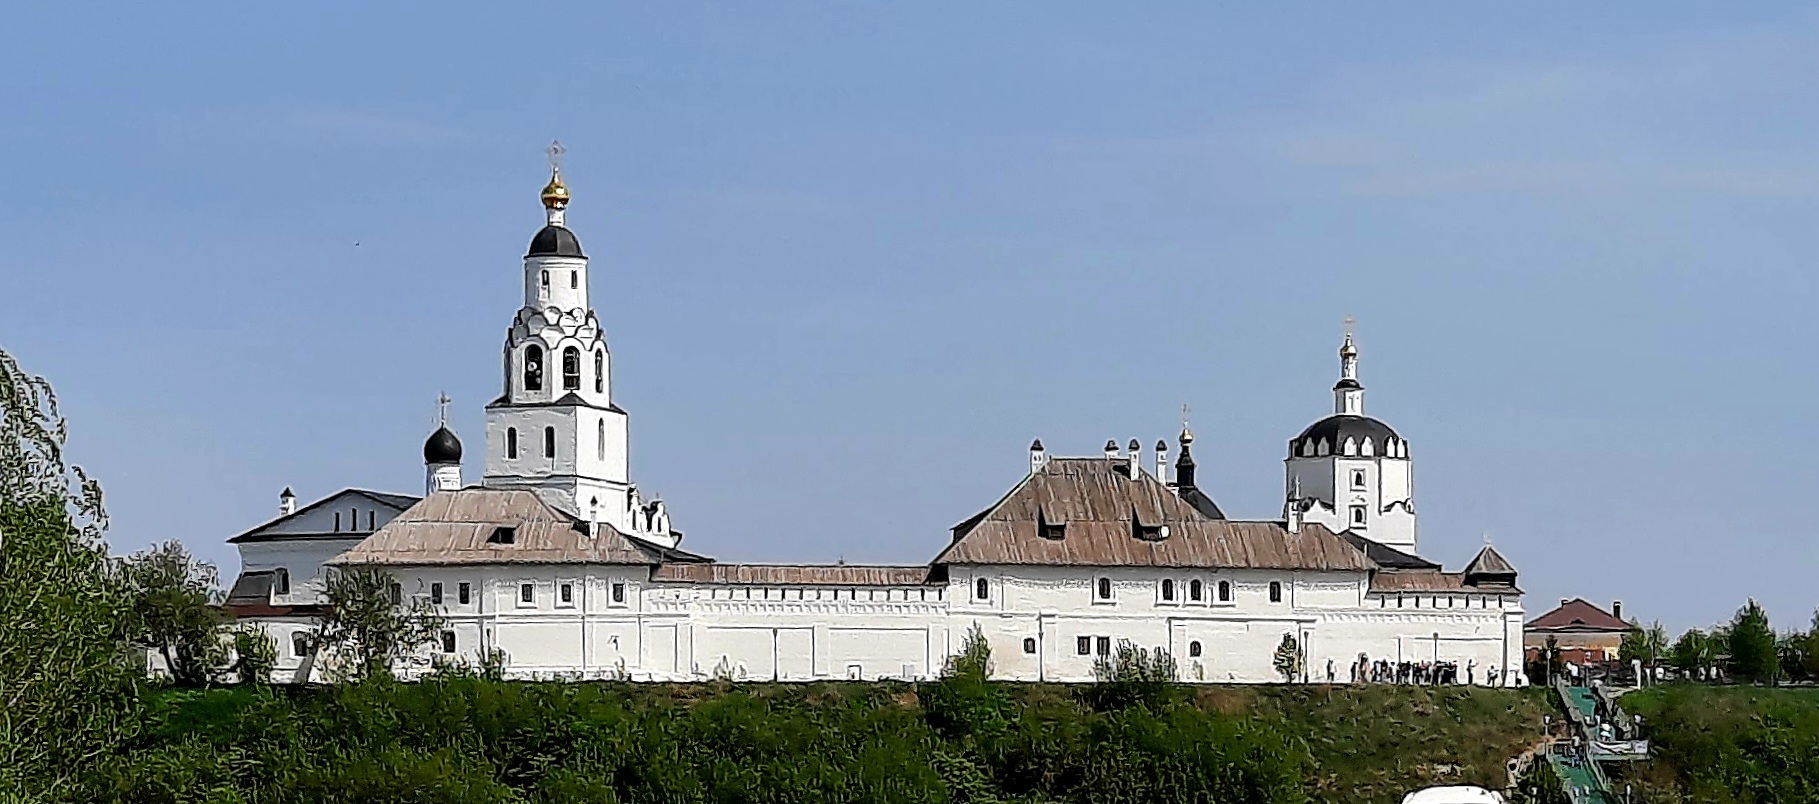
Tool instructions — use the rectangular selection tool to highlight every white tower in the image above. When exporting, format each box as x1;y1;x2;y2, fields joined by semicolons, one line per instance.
1284;320;1418;553
481;144;676;547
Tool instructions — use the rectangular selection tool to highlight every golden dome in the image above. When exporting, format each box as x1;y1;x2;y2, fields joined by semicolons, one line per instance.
541;171;569;209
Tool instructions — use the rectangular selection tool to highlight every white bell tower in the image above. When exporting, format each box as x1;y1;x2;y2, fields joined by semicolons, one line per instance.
481;143;677;548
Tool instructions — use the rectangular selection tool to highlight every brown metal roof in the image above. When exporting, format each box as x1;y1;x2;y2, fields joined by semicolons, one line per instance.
1369;569;1520;594
1464;545;1517;576
933;458;1373;571
328;489;662;567
653;564;938;586
1526;598;1629;632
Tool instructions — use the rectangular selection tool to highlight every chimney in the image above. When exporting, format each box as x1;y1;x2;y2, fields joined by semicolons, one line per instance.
1127;439;1141;480
1029;439;1049;474
279;487;297;516
1561;598;1569;608
1612;600;1623;620
588;496;601;538
1155;439;1169;484
1285;499;1302;534
1104;439;1120;460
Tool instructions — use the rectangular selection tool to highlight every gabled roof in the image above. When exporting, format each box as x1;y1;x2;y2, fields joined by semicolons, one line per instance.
1527;598;1629;632
327;489;704;567
933;457;1371;571
227;488;421;544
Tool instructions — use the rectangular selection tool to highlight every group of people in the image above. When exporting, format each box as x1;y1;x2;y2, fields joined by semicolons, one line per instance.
1349;656;1506;686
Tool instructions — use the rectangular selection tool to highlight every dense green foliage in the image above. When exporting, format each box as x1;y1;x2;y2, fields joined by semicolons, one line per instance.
317;566;445;682
119;540;227;687
1725;600;1778;684
1621;685;1819;804
72;681;1558;804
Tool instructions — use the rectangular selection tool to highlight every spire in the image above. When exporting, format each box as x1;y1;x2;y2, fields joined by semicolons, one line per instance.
1334;315;1364;415
541;140;570;226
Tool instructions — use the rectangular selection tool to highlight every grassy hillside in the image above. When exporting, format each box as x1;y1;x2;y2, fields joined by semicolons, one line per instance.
90;681;1553;804
1616;685;1819;804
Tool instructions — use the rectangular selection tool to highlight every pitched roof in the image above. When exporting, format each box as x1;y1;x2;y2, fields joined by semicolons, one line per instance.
653;564;939;586
1465;545;1517;576
1342;533;1441;570
327;489;688;567
1369;569;1519;593
933;457;1372;571
1526;598;1630;632
227;488;421;543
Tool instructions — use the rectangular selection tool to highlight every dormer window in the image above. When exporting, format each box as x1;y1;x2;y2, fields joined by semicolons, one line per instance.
489;526;517;545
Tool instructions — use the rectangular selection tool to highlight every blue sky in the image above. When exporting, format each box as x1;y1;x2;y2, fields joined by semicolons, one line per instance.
3;3;1815;633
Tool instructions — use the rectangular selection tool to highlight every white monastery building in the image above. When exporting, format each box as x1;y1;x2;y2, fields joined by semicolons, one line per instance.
224;157;1526;686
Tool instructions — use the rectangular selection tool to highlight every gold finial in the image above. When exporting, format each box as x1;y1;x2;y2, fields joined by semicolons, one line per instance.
1340;314;1358;358
1179;403;1194;443
541;140;569;210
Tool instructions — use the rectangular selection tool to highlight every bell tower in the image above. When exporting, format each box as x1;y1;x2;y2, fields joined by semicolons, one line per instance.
481;144;675;547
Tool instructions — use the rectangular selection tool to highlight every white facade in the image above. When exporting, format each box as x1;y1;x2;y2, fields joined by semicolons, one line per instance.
224;164;1526;686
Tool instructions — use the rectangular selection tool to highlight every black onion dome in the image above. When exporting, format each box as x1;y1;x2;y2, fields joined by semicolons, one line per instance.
423;426;463;464
1292;414;1401;453
527;225;585;258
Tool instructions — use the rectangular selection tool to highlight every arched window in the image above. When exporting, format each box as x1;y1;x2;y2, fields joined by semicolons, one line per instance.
975;578;989;601
1217;580;1231;602
543;427;556;458
1269;581;1283;603
273;569;290;596
1189;579;1203;602
523;345;544;391
539;270;550;293
562;346;581;390
570;270;578;289
1350;505;1367;527
597;419;606;461
1188;640;1202;658
594;349;605;393
506;427;518;459
1352;470;1367;489
1161;579;1175;601
1096;578;1112;601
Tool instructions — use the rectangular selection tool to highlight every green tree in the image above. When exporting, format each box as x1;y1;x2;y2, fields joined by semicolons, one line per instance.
1087;639;1178;711
1273;632;1303;682
1727;599;1778;684
0;347;140;798
118;539;226;686
1668;628;1709;678
231;625;277;685
921;624;1008;742
316;566;444;682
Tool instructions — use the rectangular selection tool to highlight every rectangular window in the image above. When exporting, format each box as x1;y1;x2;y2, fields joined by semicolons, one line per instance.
389;583;402;606
519;583;535;605
1095;636;1111;656
559;582;574;606
611;582;625;604
1095;577;1113;602
291;632;310;658
1022;637;1037;654
1076;636;1091;655
430;582;443;605
458;582;470;605
440;630;456;654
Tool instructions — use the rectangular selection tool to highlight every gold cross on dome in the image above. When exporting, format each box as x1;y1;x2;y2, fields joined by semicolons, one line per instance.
546;140;566;174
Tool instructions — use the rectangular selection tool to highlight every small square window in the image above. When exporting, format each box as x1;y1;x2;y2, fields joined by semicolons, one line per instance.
559;583;574;605
490;526;517;545
519;583;535;605
611;582;625;604
430;582;443;605
1076;636;1091;656
1022;638;1036;654
1095;636;1111;656
458;582;470;605
440;630;456;654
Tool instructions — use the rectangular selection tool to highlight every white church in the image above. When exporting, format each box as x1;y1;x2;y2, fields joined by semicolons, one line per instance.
223;159;1526;686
